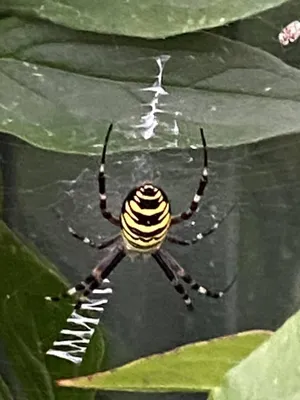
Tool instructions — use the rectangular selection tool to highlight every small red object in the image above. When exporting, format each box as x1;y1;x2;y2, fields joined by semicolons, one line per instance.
278;20;300;46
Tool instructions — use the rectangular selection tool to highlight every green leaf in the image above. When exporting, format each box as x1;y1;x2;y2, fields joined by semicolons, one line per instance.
0;375;14;400
0;0;289;39
210;310;300;400
57;330;271;392
1;17;300;155
0;166;3;218
0;220;104;400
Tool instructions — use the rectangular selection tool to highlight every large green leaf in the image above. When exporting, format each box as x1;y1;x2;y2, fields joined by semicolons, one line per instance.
210;310;300;400
1;17;300;155
0;0;289;39
0;220;104;400
0;166;3;218
57;331;271;392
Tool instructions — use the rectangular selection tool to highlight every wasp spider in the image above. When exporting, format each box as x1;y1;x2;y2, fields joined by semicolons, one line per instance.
51;124;236;310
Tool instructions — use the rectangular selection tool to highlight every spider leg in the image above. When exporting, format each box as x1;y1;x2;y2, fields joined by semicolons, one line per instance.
152;250;194;310
48;241;125;309
171;128;208;225
68;226;120;250
156;248;237;301
98;123;120;227
167;204;236;246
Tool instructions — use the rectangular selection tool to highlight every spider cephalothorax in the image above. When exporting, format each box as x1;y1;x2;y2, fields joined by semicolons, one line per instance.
51;124;236;310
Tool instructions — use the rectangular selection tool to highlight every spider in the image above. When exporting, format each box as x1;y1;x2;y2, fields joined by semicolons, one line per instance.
50;124;236;310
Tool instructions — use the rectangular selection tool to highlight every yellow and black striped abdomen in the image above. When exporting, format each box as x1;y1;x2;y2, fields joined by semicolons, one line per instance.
120;183;171;252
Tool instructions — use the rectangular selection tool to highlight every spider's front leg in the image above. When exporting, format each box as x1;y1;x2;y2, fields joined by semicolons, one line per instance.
171;128;208;225
98;123;120;227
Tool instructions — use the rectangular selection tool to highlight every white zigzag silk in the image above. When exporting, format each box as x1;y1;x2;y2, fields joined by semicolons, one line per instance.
46;281;112;364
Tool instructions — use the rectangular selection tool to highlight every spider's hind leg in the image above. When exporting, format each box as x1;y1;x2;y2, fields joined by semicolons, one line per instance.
179;269;237;299
152;251;194;310
48;273;102;309
154;248;236;304
47;242;126;309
